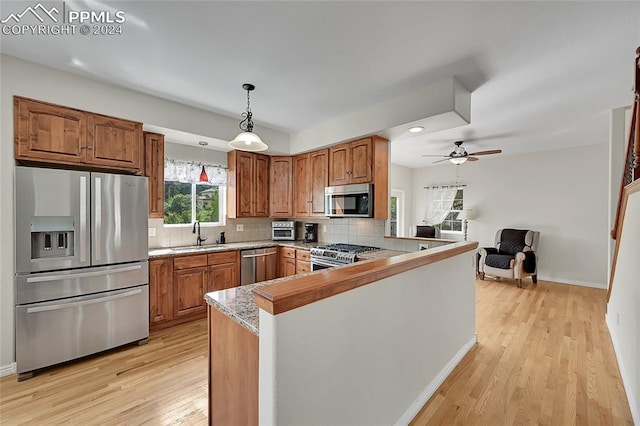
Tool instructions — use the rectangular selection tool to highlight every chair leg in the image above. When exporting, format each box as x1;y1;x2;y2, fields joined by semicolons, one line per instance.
516;278;522;288
532;275;538;284
480;272;485;280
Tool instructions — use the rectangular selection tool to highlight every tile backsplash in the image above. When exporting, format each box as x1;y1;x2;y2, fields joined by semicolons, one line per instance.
148;217;273;248
149;216;448;252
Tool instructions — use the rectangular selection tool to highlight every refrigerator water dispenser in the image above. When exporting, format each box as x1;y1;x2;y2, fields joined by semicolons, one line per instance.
30;216;74;259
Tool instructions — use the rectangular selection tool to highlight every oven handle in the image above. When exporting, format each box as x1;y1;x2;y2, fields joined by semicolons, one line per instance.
26;288;142;313
310;258;346;268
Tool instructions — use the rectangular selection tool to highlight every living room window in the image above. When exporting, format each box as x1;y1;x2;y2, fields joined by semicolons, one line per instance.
163;159;226;226
424;186;464;234
438;189;464;233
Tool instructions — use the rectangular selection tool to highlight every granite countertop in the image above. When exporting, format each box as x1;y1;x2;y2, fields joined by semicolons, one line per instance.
149;240;319;258
205;248;408;336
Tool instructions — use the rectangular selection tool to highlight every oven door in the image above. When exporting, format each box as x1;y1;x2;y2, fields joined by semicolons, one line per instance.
311;257;346;271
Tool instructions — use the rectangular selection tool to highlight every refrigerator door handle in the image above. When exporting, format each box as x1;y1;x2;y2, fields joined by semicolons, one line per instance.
26;288;143;313
25;264;143;283
80;175;87;263
94;177;102;261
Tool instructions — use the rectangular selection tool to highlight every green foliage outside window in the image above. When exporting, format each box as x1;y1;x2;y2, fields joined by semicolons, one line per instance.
164;181;221;225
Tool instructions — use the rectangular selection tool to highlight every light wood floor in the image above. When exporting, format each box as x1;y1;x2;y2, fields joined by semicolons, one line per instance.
0;279;632;425
411;278;633;425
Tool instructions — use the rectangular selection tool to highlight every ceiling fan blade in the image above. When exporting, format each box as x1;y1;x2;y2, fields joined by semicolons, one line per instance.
432;158;450;164
466;156;479;162
422;154;449;158
468;149;502;156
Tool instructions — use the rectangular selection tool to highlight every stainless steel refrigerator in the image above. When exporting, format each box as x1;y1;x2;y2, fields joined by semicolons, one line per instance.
14;166;149;380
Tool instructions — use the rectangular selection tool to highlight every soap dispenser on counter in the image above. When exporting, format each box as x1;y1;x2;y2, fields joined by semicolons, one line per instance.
218;231;226;244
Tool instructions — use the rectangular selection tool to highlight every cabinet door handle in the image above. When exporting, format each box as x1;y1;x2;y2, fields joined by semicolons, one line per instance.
86;146;93;150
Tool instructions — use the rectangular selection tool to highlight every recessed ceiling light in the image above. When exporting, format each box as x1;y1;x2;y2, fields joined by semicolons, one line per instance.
409;126;424;133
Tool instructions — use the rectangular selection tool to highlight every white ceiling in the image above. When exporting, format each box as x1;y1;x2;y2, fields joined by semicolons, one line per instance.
1;1;638;168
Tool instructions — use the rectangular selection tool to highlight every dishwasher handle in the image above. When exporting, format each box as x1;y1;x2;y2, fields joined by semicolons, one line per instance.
242;251;277;259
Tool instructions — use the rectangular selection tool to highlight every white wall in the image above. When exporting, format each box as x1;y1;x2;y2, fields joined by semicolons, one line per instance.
389;163;413;237
411;144;609;287
606;189;640;424
259;249;477;424
0;54;290;371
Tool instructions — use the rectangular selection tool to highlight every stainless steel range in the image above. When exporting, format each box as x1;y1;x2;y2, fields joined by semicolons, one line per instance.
310;243;379;270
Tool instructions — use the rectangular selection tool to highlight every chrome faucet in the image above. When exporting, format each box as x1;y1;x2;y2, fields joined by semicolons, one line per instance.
192;221;207;246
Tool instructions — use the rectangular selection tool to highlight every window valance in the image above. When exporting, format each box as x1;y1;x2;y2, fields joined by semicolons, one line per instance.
164;158;227;186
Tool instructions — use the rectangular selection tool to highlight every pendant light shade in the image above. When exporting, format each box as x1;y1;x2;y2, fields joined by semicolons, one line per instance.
229;131;268;151
198;141;209;182
229;83;268;152
199;165;209;183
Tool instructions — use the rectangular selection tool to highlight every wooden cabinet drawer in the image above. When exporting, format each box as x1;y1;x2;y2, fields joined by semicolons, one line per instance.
296;249;311;262
281;247;296;259
296;260;310;274
207;251;238;265
174;254;208;270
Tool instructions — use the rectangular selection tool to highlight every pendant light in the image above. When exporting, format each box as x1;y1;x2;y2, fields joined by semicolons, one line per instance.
228;83;268;152
198;141;209;183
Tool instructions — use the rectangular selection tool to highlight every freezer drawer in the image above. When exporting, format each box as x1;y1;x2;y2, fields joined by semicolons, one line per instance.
16;285;149;375
15;261;149;305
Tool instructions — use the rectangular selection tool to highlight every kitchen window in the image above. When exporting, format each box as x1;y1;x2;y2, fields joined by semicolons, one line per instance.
163;159;226;226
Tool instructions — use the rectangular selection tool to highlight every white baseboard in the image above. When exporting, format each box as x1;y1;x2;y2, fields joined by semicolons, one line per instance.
0;362;16;378
394;334;478;426
606;313;639;425
537;275;606;289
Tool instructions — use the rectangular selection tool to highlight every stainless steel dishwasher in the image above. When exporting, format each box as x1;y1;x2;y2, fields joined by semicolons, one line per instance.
240;247;278;285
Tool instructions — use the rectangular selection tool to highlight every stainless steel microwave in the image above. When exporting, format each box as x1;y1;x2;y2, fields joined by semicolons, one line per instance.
324;183;373;218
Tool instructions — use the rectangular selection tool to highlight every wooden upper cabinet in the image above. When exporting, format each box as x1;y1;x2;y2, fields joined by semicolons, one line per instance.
236;151;254;217
349;138;373;183
293;153;311;217
310;149;329;216
294;149;328;218
13;96;143;173
270;156;293;218
329;138;372;185
254;154;270;216
14;97;86;164
328;143;350;186
144;132;165;218
227;150;270;218
86;114;143;171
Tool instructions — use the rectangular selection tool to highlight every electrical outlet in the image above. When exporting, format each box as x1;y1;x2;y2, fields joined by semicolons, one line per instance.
236;224;244;232
148;227;156;237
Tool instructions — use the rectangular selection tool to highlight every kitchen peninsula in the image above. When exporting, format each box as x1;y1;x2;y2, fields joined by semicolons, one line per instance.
206;241;478;425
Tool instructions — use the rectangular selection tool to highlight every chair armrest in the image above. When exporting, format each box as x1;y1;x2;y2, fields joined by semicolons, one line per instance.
479;247;498;256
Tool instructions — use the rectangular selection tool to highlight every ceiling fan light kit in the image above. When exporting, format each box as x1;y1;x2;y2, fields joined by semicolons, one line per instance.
422;140;502;165
228;83;269;152
449;157;467;165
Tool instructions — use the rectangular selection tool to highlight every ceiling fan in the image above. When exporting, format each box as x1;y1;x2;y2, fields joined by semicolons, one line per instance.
422;141;502;164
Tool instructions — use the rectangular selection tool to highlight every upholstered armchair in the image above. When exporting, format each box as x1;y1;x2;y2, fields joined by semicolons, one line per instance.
478;229;540;288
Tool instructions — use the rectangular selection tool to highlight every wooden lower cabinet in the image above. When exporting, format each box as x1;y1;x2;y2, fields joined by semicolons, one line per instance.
278;246;296;278
150;250;240;330
174;266;208;317
209;306;258;426
149;258;173;323
295;249;311;274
